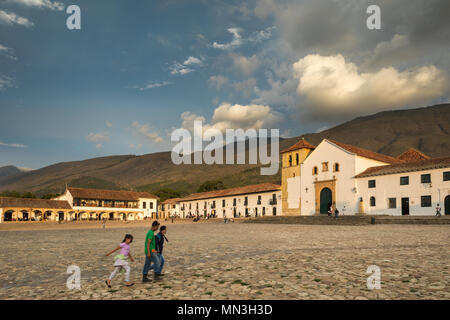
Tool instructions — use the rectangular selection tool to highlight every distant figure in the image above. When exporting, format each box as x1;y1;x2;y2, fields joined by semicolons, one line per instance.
155;226;168;276
102;218;107;229
334;207;339;219
435;204;442;217
327;203;333;217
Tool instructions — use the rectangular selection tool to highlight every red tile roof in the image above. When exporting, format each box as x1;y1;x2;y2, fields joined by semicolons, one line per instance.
162;198;181;205
181;183;281;202
0;197;72;209
355;157;450;178
327;139;402;164
68;187;159;201
281;138;315;154
397;148;431;162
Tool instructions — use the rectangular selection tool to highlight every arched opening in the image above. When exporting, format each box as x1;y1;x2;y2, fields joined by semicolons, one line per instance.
120;213;126;221
272;207;277;216
445;195;450;215
4;210;14;221
320;188;332;214
334;163;340;172
370;196;376;207
21;210;29;221
44;211;52;221
58;212;65;221
34;210;42;221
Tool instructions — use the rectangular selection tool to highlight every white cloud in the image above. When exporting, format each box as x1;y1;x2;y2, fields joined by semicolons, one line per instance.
132;80;172;90
181;103;281;134
7;0;64;11
232;78;257;98
183;56;203;66
169;56;204;75
231;54;260;76
86;132;109;142
208;75;228;89
0;44;17;60
293;54;449;119
212;26;275;50
0;75;15;90
0;141;27;148
0;10;34;27
131;121;164;144
105;120;112;128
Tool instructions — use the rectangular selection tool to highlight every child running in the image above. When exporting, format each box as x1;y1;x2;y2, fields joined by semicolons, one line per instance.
105;234;135;287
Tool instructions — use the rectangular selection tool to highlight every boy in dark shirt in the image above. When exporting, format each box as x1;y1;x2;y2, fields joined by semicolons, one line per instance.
155;226;168;276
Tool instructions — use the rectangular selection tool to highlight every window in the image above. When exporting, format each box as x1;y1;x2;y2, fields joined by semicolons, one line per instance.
257;195;261;205
444;171;450;181
312;166;318;175
322;162;329;172
370;196;376;207
288;155;292;166
333;163;340;172
388;198;396;208
143;202;146;209
296;153;299;165
368;180;376;188
421;174;431;183
222;199;225;207
400;176;409;185
150;202;153;209
421;196;431;207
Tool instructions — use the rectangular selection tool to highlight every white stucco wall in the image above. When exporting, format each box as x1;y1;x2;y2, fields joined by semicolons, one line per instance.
180;190;281;218
287;176;301;209
139;198;157;218
357;168;450;216
300;140;391;215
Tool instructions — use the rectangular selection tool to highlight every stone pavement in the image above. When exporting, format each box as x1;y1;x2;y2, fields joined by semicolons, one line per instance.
0;223;448;299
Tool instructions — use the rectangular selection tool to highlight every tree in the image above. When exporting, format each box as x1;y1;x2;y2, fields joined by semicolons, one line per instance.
197;180;226;193
153;188;181;202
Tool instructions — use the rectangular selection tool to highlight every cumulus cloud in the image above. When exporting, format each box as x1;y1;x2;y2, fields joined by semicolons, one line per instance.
131;121;164;144
0;10;34;27
231;54;260;76
183;56;203;66
208;75;228;89
212;26;275;50
7;0;64;11
181;103;281;135
232;78;257;98
293;54;448;120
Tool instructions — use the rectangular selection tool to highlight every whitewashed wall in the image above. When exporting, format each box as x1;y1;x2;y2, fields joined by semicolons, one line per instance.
180;191;281;218
356;168;450;216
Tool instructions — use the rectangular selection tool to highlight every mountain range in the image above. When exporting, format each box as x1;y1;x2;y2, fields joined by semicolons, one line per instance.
0;103;449;196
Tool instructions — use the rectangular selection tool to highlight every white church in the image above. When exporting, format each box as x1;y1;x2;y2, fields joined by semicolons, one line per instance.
282;138;450;216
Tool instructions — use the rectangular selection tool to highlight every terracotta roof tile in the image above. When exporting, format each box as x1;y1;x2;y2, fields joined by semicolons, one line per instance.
181;183;281;202
397;148;431;162
355;157;450;178
280;138;315;154
0;197;72;209
327;139;402;164
68;187;159;201
162;198;181;205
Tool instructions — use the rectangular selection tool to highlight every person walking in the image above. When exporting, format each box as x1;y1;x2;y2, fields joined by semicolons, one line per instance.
142;221;162;282
435;204;442;217
155;226;168;276
105;234;135;287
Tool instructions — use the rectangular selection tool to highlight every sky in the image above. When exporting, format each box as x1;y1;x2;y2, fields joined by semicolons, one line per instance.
0;0;449;169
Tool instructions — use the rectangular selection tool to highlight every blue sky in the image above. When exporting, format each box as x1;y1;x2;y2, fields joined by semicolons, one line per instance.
1;0;449;169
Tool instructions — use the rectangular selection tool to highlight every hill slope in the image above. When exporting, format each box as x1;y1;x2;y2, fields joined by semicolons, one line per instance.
0;104;449;196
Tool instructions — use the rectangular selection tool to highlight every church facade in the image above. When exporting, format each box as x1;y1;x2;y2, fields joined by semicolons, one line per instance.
281;138;450;216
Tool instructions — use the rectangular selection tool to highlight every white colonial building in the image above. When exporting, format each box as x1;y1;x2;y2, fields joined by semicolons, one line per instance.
159;198;181;219
178;183;281;219
355;158;450;216
282;138;450;216
54;187;159;220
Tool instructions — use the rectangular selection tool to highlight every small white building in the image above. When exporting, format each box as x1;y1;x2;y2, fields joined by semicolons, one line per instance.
159;198;181;219
356;158;450;215
179;183;281;219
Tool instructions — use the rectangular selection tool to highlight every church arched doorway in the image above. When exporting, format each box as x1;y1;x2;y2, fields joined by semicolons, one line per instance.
320;188;332;214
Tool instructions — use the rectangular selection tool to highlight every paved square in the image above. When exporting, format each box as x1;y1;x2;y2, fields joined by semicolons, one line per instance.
0;223;448;299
